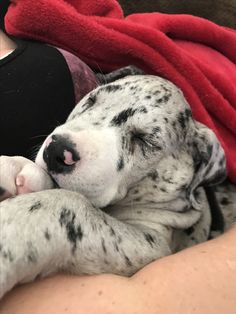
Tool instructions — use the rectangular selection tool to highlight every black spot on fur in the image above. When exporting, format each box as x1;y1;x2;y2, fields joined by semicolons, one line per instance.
207;144;213;157
219;156;225;167
153;90;161;95
121;136;126;149
152;126;161;133
44;229;51;241
157;94;171;104
114;242;120;252
148;171;159;181
139;106;148;113
164;117;169;123
27;251;37;264
29;201;42;212
170;155;178;163
163;94;171;102
144;233;155;248
59;208;83;253
101;238;107;254
81;95;97;114
157;98;164;104
0;187;5;196
220;197;231;205
26;242;38;264
104;84;122;93
161;85;171;92
117;156;124;171
145;95;151;99
155;145;163;151
178;112;187;129
124;255;133;267
1;249;14;262
110;227;116;237
103;218;109;226
117;236;122;244
110;108;137;126
203;228;208;238
185;108;192;118
178;109;192;130
184;226;195;236
160;187;167;192
162;177;174;184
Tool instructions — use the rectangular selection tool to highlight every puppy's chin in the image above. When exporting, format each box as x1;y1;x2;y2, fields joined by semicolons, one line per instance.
83;185;127;209
97;187;128;209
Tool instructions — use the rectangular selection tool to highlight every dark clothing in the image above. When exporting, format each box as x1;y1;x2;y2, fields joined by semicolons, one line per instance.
0;39;75;158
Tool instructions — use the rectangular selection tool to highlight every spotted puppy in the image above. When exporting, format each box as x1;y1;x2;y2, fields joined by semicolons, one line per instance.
0;67;227;299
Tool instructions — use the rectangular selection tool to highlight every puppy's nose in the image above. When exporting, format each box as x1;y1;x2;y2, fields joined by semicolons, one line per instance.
43;135;80;173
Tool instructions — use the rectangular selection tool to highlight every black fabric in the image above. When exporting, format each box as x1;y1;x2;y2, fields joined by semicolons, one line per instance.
0;39;75;158
0;0;10;31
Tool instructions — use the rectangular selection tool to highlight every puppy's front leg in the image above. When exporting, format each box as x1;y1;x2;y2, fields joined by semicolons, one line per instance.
0;189;170;299
0;156;54;201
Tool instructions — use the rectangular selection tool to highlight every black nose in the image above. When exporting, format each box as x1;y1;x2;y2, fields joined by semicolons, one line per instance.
43;135;80;174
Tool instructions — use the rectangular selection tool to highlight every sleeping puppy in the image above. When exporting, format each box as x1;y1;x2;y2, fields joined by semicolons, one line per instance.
0;67;226;299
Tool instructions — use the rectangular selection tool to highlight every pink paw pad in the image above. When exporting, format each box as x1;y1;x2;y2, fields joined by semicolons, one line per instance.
15;175;33;194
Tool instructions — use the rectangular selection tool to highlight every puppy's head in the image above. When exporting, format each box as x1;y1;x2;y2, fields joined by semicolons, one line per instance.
36;75;226;208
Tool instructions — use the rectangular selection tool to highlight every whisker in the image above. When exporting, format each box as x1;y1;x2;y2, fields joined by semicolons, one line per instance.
30;134;48;140
28;142;43;161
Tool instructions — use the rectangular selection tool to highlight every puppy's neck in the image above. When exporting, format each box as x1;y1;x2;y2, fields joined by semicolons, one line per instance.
104;153;202;232
109;152;195;213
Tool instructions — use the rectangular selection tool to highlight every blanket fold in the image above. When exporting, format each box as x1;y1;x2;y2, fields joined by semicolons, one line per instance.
4;0;236;182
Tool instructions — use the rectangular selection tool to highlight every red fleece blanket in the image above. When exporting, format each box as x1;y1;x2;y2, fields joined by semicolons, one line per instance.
4;0;236;182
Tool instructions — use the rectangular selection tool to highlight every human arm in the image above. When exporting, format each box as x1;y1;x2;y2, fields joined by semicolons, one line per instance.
1;224;236;314
0;29;17;58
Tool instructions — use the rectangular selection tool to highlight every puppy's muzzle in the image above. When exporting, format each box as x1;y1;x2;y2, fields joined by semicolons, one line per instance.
43;134;80;174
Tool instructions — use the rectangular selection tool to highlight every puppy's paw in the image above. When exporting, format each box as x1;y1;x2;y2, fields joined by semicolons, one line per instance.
0;156;54;201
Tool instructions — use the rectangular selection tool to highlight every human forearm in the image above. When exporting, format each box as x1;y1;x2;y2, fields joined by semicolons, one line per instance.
1;225;236;314
132;224;236;314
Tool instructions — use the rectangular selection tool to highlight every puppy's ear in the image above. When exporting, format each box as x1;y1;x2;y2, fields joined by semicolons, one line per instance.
96;65;145;84
188;122;227;209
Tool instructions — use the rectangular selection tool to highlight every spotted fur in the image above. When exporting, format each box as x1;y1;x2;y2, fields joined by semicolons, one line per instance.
0;66;230;299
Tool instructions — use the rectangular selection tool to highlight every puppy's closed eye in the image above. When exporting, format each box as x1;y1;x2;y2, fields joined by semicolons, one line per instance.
131;131;162;153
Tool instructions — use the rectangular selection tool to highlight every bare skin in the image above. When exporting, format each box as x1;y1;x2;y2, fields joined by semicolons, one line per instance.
0;30;17;58
0;224;236;314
